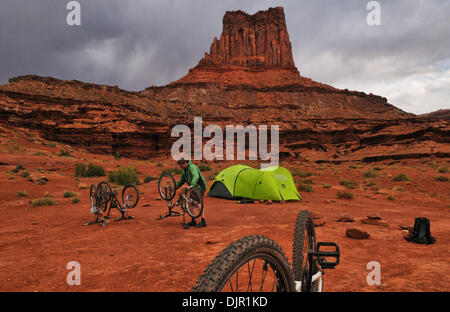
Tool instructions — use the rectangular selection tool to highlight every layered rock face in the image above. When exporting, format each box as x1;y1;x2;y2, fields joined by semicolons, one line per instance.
200;7;296;70
0;7;448;161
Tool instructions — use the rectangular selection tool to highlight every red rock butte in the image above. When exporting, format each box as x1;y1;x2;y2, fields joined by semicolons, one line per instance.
174;7;328;88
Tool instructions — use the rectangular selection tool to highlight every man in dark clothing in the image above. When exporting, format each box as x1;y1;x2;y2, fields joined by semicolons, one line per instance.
175;159;207;228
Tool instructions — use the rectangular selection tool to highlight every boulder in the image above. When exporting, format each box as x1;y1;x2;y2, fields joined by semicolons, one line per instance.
346;227;370;239
337;213;355;222
361;218;389;227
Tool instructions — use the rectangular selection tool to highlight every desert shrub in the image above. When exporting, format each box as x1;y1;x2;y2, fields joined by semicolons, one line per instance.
59;149;72;157
207;175;215;181
292;169;313;178
108;166;139;185
156;163;163;167
373;167;383;171
395;186;405;192
32;198;56;206
12;164;24;173
20;171;30;178
17;190;28;197
72;197;80;204
363;170;377;178
339;179;359;189
393;173;411;182
387;195;395;200
114;152;122;160
298;183;313;193
322;184;332;189
438;166;448;173
434;175;449;182
337;191;354;199
63;190;77;198
161;167;182;175
45;142;57;148
75;162;105;177
144;176;157;183
198;163;212;172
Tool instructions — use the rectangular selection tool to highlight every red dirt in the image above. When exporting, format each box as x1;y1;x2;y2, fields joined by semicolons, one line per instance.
0;133;449;292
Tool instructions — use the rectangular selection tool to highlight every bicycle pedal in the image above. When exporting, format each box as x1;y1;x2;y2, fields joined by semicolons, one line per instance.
314;242;340;269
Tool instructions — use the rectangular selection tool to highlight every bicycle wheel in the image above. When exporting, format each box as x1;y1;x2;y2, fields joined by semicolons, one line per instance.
192;235;295;292
292;210;319;292
97;181;112;213
122;184;139;209
184;188;203;218
158;174;176;201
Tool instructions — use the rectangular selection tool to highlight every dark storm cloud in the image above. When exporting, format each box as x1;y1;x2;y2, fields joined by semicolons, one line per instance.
0;0;449;114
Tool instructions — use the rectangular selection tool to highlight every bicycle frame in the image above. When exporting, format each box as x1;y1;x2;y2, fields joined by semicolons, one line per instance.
104;190;134;221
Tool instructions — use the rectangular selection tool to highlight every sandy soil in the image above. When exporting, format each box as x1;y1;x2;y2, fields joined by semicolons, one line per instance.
0;135;449;292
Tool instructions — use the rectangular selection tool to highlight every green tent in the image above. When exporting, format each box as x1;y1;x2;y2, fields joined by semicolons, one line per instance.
208;165;301;201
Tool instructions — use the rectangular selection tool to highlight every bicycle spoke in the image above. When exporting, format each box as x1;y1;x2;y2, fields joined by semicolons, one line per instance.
259;261;269;291
246;259;256;291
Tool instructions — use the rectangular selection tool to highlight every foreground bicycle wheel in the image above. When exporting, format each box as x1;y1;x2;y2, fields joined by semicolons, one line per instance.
122;184;139;209
158;174;176;201
192;235;295;292
292;210;319;292
184;188;203;218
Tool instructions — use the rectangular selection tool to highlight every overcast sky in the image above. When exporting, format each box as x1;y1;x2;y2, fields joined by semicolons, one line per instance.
0;0;449;114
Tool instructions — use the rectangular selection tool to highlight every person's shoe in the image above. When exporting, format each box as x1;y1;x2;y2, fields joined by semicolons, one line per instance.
187;219;197;227
195;219;207;228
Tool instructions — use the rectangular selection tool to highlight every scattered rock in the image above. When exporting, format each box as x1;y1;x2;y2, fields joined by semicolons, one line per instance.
156;197;162;201
264;200;273;205
367;213;382;220
206;240;219;245
314;218;326;227
143;204;151;207
32;222;39;225
28;175;48;185
337;214;355;222
258;200;265;204
312;212;324;219
398;223;411;230
361;218;389;227
346;227;370;239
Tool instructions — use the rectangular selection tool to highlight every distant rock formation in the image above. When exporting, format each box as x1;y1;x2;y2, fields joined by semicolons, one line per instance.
200;7;296;70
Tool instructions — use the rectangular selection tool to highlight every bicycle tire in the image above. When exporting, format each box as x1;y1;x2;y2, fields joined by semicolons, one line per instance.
292;210;319;292
122;184;139;209
97;181;112;212
158;174;176;201
192;235;295;292
185;188;203;218
89;184;98;212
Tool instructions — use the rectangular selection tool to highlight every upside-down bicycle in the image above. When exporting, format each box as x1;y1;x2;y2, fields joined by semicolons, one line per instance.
84;181;139;226
157;173;203;229
191;210;340;292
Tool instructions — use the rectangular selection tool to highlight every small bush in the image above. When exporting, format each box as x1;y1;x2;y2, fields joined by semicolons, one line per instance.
161;167;182;175
438;166;448;174
339;179;359;189
322;184;332;189
114;152;122;160
373;167;383;171
144;176;157;183
72;197;80;204
387;195;395;200
156;163;163;167
59;149;72;157
20;171;30;178
393;174;411;182
11;164;24;173
8;176;15;180
434;175;449;182
46;142;57;148
32;198;56;206
17;190;28;197
292;169;313;178
75;162;106;177
108;166;139;185
337;191;354;199
198;163;212;172
63;190;77;198
298;183;313;193
363;170;377;178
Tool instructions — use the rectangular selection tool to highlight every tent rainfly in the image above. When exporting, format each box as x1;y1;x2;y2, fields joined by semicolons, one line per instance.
208;165;301;201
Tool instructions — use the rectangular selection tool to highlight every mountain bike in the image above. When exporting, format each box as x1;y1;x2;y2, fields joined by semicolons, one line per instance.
84;181;139;225
191;210;340;292
157;173;204;229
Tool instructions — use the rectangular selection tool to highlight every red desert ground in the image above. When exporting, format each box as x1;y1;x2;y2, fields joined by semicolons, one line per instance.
0;7;448;291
